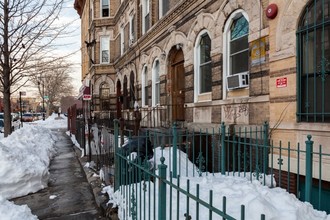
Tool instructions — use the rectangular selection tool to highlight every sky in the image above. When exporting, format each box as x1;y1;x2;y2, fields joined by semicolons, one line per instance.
16;1;82;98
0;115;329;219
57;1;82;94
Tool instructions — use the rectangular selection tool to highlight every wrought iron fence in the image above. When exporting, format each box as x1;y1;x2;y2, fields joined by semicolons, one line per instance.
113;121;330;219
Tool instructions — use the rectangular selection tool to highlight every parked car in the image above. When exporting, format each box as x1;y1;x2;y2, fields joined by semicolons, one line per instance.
36;113;43;120
0;113;21;131
21;113;34;122
0;119;4;133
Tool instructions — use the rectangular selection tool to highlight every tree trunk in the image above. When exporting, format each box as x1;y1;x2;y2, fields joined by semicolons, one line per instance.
3;0;12;137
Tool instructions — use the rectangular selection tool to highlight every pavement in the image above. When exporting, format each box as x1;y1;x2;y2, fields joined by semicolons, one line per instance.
12;129;109;220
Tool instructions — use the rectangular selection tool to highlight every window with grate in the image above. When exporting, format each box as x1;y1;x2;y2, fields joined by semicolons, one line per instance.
297;0;330;122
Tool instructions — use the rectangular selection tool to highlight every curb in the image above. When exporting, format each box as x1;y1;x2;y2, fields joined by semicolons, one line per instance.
72;145;112;219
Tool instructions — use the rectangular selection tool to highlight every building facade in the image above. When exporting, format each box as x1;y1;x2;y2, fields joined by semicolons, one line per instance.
73;0;330;148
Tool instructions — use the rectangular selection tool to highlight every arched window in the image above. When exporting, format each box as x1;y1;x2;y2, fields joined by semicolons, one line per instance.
100;82;110;110
223;10;249;92
152;60;160;106
142;66;148;107
297;0;330;122
194;30;212;102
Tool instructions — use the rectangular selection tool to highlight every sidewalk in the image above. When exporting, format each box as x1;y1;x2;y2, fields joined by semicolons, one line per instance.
12;129;107;220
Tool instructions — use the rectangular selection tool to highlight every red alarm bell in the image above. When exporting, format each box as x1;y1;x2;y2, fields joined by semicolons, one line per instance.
266;4;278;19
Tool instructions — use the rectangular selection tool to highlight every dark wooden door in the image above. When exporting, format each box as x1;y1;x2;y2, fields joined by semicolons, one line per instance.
172;61;185;121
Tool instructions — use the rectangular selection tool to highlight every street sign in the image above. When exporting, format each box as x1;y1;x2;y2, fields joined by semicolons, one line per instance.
83;94;92;100
44;96;49;100
20;91;26;96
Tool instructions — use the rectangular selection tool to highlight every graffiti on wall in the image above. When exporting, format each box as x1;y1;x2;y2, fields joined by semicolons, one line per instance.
222;104;249;124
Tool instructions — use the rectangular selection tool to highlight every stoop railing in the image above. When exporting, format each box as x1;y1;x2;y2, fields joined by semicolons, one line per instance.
112;121;329;219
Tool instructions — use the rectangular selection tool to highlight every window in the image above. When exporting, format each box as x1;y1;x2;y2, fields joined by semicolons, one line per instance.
129;14;135;44
142;66;148;106
152;60;160;106
101;0;109;17
120;27;124;55
142;0;150;34
297;0;330;122
89;0;93;25
100;36;109;63
199;34;212;93
194;30;212;101
230;15;249;76
223;10;249;93
159;0;169;18
100;83;110;110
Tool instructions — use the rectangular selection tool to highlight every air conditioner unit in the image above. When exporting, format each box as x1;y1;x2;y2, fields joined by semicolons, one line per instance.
227;73;249;90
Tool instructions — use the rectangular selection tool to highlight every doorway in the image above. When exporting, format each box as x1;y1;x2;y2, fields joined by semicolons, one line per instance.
116;80;122;119
170;48;185;121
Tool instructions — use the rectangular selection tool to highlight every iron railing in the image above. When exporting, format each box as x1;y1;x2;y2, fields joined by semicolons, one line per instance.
113;121;330;219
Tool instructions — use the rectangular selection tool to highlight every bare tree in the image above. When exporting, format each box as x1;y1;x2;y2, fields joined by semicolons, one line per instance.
31;59;75;117
0;0;72;136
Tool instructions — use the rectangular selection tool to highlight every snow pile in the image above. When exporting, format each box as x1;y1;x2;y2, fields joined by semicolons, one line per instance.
0;114;63;220
32;113;67;129
0;124;56;199
0;197;37;220
103;146;330;220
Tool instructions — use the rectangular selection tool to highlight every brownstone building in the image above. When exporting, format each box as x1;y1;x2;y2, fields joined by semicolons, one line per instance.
74;0;330;180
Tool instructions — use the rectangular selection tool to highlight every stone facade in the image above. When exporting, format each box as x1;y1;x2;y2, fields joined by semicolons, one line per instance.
74;0;330;148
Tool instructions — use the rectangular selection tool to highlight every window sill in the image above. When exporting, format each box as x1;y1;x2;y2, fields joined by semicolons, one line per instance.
197;92;212;102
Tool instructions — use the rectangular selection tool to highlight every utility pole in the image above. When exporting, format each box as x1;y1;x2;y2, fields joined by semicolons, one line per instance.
19;91;26;127
42;82;45;120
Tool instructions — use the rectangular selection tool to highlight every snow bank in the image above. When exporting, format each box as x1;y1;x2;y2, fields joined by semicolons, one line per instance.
0;197;37;220
104;146;330;220
0;124;56;199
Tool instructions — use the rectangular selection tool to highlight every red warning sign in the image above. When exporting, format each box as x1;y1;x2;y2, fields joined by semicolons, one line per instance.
276;77;287;88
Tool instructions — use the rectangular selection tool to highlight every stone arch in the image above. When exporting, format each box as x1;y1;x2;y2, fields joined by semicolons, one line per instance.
148;46;163;68
139;53;150;80
163;30;187;63
273;0;309;61
187;12;216;59
121;67;131;91
94;75;115;95
116;70;124;90
216;0;263;35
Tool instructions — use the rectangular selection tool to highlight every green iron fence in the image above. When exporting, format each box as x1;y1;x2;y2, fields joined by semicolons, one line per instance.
113;120;330;219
